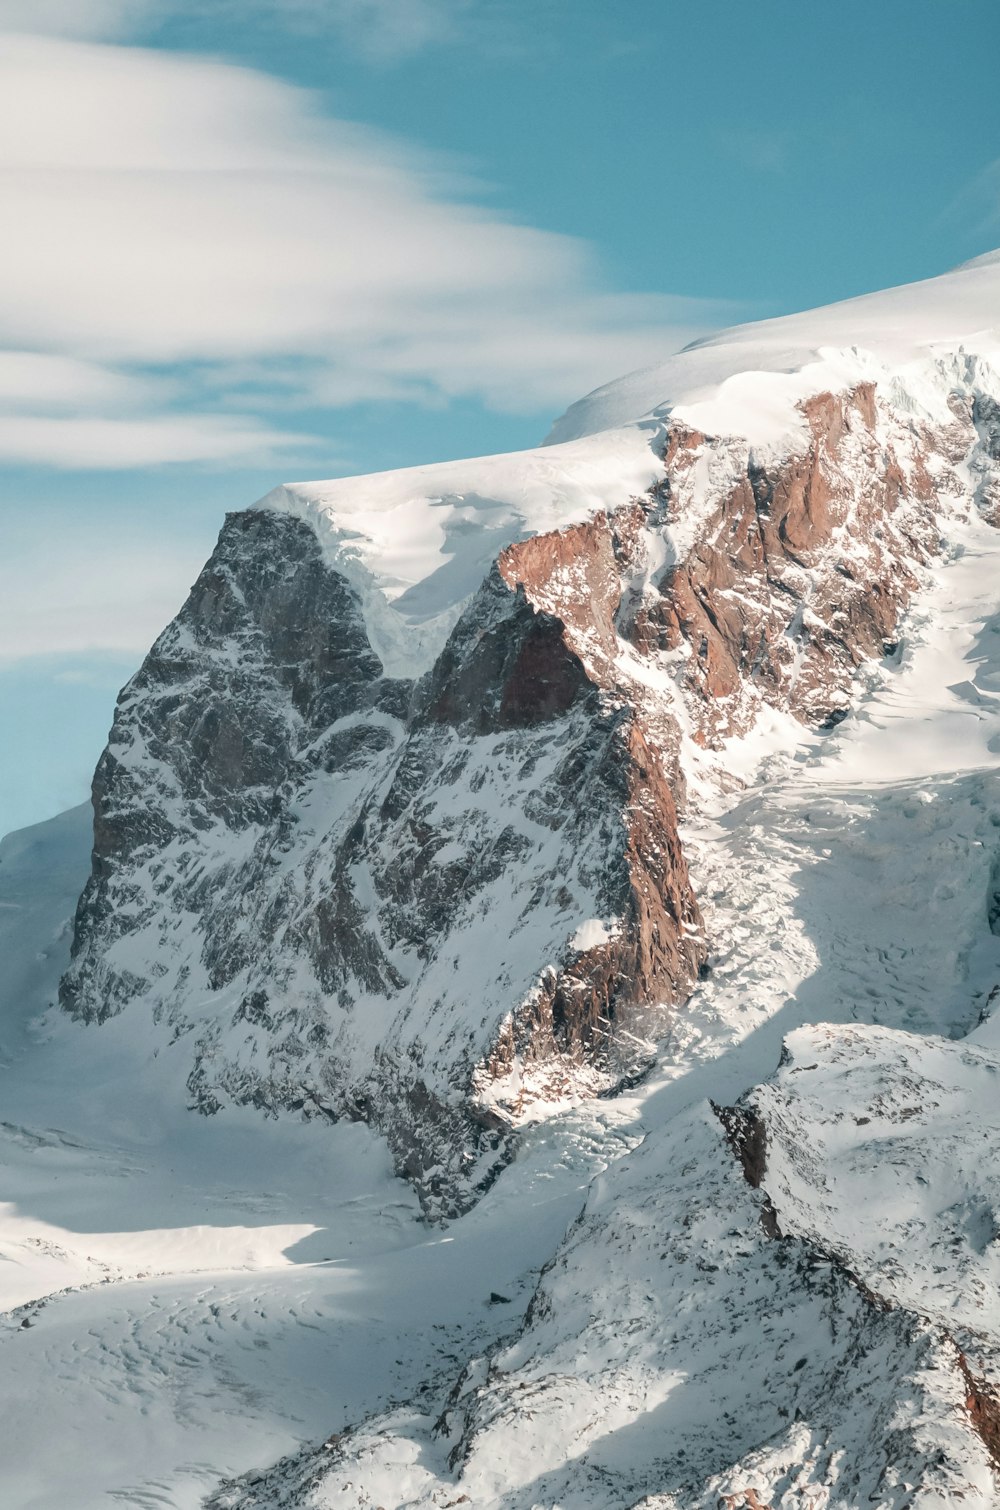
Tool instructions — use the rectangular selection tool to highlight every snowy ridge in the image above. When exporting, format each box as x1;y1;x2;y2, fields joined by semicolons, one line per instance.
257;426;664;679
548;250;1000;443
257;252;1000;690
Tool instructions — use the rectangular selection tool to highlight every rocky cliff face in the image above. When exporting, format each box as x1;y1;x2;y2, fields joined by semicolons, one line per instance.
61;359;998;1215
62;499;706;1215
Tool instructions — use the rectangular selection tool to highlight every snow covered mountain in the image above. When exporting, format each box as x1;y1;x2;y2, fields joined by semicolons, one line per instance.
61;251;1000;1224
4;249;1000;1505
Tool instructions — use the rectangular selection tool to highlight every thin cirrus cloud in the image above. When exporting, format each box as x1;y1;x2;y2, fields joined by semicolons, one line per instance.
0;352;154;411
0;414;317;469
228;0;471;62
0;0;470;56
942;159;1000;237
0;533;206;661
0;0;149;37
0;30;718;470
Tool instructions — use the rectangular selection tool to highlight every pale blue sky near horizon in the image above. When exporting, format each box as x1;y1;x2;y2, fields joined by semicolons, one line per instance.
2;0;1000;838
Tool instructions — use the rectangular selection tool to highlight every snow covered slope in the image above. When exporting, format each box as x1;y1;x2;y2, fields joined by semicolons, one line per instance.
0;802;626;1509
239;1107;993;1510
548;248;1000;445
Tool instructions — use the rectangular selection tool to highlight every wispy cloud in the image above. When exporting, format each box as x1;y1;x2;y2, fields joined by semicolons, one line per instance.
0;352;156;411
262;0;471;62
0;413;317;468
717;126;790;175
0;0;150;38
940;158;1000;239
0;534;205;661
0;32;718;470
0;0;493;62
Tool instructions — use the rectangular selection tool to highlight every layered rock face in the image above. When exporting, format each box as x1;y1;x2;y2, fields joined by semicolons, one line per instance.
62;363;996;1214
639;386;941;738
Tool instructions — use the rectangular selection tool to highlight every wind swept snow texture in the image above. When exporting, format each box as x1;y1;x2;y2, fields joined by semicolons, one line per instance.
227;1108;992;1510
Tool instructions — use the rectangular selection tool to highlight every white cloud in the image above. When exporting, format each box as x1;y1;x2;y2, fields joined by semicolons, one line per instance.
0;536;204;660
0;0;151;38
0;352;150;411
0;413;317;468
0;349;319;467
0;34;716;440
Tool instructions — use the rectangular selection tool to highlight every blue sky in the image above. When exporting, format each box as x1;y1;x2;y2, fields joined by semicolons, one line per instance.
2;0;999;837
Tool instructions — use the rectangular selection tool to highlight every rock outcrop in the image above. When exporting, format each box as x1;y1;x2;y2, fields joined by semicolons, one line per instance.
62;502;707;1215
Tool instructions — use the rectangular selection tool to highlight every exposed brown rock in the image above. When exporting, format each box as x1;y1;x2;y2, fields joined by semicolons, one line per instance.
720;1492;773;1510
498;512;624;667
959;1351;1000;1470
457;510;706;1119
477;712;703;1114
632;382;946;741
